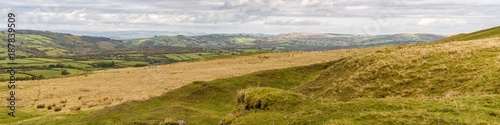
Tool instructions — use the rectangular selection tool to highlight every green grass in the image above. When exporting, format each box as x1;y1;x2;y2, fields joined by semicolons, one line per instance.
183;54;205;59
45;49;67;56
62;62;93;69
233;38;256;45
26;58;63;62
17;61;331;125
24;70;61;77
117;61;149;66
0;59;42;64
295;39;500;101
437;26;500;43
176;54;193;60
23;68;85;78
164;54;183;61
231;93;499;125
198;53;218;58
0;73;32;80
0;108;42;124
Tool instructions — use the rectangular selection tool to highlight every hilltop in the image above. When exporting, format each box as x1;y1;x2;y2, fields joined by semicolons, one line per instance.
436;26;500;43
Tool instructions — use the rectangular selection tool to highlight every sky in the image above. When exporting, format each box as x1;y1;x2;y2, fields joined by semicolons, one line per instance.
1;0;499;35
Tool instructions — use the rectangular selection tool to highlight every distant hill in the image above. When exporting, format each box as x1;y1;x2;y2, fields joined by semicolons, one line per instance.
0;30;447;58
54;30;208;39
126;33;447;51
0;30;127;57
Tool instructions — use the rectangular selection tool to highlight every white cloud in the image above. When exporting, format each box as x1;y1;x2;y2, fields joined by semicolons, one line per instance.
300;0;321;7
417;18;468;27
344;6;370;11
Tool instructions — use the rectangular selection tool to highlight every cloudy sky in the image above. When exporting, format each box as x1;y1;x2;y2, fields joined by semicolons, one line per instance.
1;0;499;35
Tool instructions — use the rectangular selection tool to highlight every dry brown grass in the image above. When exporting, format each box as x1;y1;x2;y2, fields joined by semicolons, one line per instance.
2;48;381;113
69;106;81;111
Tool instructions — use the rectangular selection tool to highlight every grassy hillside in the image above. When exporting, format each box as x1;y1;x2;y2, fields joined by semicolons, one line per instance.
15;62;332;124
296;35;500;101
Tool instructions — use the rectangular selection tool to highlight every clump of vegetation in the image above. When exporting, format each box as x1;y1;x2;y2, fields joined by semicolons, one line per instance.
70;106;81;111
133;63;148;67
61;69;70;75
236;87;308;111
91;61;116;68
54;106;63;112
36;104;45;109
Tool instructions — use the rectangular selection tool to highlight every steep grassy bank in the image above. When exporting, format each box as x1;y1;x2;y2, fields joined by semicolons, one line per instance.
295;38;500;101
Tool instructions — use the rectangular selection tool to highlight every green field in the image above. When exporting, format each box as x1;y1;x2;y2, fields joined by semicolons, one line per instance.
0;58;151;80
163;53;217;61
164;54;183;61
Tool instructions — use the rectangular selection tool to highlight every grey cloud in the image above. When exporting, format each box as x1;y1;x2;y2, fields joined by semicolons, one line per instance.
0;0;498;34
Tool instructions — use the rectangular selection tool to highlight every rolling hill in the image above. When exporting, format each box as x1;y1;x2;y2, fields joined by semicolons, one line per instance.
4;27;500;124
125;33;446;52
7;26;499;124
0;30;126;57
2;30;446;59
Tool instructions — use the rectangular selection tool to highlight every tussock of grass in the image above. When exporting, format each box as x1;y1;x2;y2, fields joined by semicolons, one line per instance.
236;87;308;111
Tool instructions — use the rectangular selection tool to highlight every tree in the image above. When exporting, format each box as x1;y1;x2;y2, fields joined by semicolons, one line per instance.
61;69;70;75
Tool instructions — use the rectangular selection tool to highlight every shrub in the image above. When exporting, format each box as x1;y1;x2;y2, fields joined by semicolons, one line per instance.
61;69;70;75
54;106;62;112
133;63;148;67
